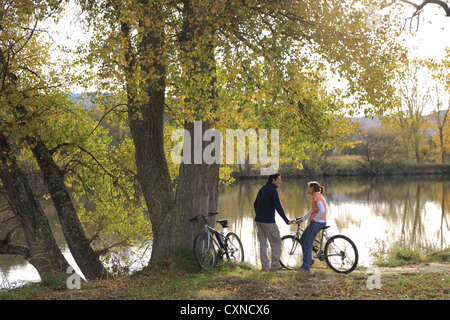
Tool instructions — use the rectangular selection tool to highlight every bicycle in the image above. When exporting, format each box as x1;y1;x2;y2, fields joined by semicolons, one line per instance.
189;212;244;271
280;218;358;273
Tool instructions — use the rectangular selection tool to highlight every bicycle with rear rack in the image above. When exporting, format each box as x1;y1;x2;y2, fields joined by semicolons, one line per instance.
189;212;244;271
280;218;358;273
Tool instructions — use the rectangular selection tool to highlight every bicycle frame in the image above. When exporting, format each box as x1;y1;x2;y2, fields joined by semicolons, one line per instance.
204;225;226;255
281;220;358;273
190;212;244;271
291;224;341;261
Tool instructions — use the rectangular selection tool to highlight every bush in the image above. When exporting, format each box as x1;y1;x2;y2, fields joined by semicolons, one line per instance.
40;273;68;290
388;248;422;266
426;248;450;263
371;238;449;267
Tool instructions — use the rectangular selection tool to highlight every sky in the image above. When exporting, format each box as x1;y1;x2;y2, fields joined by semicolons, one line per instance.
52;1;450;59
400;3;450;60
396;3;450;114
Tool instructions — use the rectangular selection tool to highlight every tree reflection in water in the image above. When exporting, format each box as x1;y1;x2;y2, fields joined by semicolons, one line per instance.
217;176;450;267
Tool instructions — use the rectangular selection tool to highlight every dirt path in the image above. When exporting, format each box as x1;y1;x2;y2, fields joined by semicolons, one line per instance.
378;262;450;275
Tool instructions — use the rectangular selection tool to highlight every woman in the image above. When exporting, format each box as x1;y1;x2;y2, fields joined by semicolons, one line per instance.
297;181;327;272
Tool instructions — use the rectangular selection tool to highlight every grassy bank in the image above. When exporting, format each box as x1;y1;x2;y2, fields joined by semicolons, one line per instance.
1;250;448;301
371;245;450;268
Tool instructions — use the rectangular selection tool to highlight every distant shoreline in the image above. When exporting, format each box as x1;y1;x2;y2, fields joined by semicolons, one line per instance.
230;162;450;180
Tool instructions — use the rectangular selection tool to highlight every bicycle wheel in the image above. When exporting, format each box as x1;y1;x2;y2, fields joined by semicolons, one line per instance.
280;235;303;269
224;232;244;263
324;235;358;274
193;232;217;271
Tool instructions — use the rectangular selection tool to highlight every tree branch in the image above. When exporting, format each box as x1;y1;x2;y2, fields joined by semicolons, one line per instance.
95;238;131;257
1;224;21;244
87;102;127;138
0;225;30;259
0;243;30;258
401;0;450;16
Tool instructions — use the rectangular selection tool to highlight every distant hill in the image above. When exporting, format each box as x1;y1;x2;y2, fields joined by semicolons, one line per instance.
69;93;97;108
352;111;449;136
351;116;381;130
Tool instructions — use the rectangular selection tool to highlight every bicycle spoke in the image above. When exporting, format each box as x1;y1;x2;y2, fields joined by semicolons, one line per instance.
280;236;302;269
193;233;216;270
225;232;244;263
325;235;358;274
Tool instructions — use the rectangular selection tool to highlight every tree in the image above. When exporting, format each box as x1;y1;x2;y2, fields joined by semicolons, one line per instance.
26;134;107;280
355;126;399;174
428;64;450;163
0;131;71;279
77;0;405;263
0;0;108;280
428;37;450;164
0;0;72;279
391;59;429;163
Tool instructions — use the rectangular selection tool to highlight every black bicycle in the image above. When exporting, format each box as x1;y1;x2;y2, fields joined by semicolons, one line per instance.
280;218;358;273
189;212;244;271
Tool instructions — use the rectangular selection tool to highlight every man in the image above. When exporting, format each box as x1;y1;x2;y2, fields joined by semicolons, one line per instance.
254;173;292;271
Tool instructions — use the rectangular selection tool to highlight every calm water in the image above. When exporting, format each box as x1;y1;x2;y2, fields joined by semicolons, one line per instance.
217;176;450;268
1;176;449;289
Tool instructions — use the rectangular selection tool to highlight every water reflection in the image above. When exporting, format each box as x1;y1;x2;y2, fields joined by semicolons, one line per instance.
217;176;450;268
0;203;80;289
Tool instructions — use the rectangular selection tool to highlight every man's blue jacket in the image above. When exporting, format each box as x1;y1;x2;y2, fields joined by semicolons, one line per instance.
254;182;290;224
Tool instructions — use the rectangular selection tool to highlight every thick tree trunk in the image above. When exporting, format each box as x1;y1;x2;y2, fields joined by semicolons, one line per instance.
26;136;108;280
147;121;220;260
172;0;221;249
175;121;220;245
121;0;221;263
0;133;70;279
127;93;176;262
123;1;176;263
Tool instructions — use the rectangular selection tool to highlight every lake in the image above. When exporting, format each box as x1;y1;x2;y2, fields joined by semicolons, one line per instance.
218;176;449;269
1;175;449;289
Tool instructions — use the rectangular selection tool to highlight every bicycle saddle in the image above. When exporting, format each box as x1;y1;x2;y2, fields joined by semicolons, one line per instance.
217;219;228;228
321;225;330;230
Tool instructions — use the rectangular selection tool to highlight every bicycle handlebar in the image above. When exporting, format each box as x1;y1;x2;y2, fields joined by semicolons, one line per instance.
189;212;218;222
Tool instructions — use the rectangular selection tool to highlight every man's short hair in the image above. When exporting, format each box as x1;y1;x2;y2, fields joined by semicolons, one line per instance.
268;173;280;183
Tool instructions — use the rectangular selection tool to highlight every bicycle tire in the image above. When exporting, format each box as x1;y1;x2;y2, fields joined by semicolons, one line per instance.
224;232;244;263
324;235;358;274
280;235;303;269
193;232;217;271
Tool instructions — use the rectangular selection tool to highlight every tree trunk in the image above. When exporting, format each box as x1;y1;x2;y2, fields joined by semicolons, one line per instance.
127;90;176;262
175;121;220;246
171;0;221;250
119;0;221;263
439;127;445;164
122;1;177;262
26;136;108;280
0;133;70;279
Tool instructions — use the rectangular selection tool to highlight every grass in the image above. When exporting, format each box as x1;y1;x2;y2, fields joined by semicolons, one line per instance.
427;248;450;263
370;240;450;267
1;250;448;301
